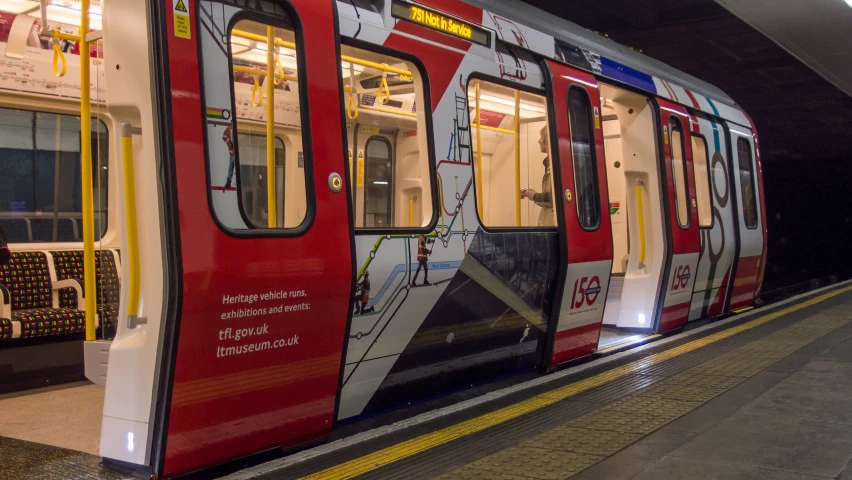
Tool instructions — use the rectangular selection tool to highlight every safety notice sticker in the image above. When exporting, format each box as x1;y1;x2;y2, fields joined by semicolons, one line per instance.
174;0;191;39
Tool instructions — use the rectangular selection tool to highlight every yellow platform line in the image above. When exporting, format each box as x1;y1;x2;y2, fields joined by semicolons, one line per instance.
301;285;852;479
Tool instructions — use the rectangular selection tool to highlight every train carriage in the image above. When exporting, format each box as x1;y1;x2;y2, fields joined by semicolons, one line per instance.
0;0;766;477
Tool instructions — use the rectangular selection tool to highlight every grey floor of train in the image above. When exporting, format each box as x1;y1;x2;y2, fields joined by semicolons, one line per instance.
2;282;852;480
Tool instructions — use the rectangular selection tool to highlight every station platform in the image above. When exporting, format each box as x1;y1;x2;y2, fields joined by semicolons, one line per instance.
226;281;852;480
3;281;852;479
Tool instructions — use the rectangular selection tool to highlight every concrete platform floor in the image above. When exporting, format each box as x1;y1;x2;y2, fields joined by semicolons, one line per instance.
0;381;103;456
574;320;852;480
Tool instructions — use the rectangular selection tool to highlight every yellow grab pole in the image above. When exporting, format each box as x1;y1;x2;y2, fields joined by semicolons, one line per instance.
474;81;483;220
266;26;276;228
79;0;96;340
121;126;140;326
514;89;521;226
636;179;646;269
409;196;414;227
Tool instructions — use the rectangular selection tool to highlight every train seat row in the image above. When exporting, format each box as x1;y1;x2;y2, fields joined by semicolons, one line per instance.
0;249;121;341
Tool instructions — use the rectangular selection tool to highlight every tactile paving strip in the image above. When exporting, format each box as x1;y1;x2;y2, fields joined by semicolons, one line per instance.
0;436;124;480
521;426;642;456
464;445;602;480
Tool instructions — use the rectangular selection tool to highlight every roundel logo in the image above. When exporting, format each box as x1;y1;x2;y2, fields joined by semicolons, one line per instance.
672;265;691;291
571;276;601;309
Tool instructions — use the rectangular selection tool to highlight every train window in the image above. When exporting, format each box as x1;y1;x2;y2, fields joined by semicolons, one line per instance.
236;132;286;229
199;14;309;232
691;135;713;228
0;109;109;243
341;44;434;229
467;79;554;228
737;137;758;228
567;87;601;230
669;118;690;228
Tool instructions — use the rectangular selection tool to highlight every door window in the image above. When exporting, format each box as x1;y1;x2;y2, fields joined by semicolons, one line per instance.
567;87;601;230
669;118;690;228
737;137;758;228
199;11;310;232
341;44;434;230
467;79;554;228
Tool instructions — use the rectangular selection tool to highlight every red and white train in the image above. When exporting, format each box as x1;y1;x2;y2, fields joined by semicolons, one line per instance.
0;0;766;477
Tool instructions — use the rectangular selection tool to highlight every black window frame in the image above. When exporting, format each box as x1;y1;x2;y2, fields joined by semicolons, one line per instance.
668;116;691;230
690;132;714;230
340;37;439;235
0;107;110;243
736;136;758;229
203;7;316;238
566;85;602;232
464;72;556;232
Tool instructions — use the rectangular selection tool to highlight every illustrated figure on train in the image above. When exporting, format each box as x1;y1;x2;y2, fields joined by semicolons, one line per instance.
521;126;555;226
412;234;434;286
353;270;374;315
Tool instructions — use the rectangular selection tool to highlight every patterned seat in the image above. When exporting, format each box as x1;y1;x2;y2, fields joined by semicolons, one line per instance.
0;251;86;339
12;307;85;338
51;250;121;329
0;317;11;341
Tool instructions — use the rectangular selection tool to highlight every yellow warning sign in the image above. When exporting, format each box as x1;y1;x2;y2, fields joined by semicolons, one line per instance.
594;116;600;129
357;151;364;187
173;0;190;39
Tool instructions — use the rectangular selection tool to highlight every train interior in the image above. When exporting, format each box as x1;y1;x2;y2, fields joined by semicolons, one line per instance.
597;84;666;347
0;3;114;456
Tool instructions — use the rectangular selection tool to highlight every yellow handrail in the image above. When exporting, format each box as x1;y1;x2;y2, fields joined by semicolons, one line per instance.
470;124;515;135
79;0;97;341
266;25;276;229
635;179;646;269
231;29;413;79
475;80;483;220
361;104;416;117
514;89;521;227
409;196;414;227
120;125;140;327
232;64;297;82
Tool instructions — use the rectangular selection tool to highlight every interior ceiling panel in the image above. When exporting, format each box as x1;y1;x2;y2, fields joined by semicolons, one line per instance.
519;0;852;163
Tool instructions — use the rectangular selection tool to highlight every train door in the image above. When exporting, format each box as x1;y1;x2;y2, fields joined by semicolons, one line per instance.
724;125;764;311
685;112;737;320
153;0;352;476
656;99;700;332
541;60;612;368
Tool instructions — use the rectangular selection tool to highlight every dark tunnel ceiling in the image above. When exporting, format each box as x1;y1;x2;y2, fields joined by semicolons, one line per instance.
521;0;852;164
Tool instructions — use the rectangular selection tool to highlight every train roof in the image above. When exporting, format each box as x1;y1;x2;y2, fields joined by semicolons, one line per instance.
463;0;748;123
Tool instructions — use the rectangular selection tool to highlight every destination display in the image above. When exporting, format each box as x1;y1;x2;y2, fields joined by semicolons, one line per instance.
391;1;491;47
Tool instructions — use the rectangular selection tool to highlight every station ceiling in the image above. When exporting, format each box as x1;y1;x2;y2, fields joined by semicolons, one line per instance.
521;0;852;164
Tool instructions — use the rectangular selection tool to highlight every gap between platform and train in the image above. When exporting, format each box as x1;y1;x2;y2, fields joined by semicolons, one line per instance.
222;280;852;480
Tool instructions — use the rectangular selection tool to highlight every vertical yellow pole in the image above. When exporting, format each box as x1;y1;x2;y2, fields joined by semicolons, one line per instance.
266;26;276;228
121;129;140;323
79;0;96;341
636;180;646;269
409;196;414;227
514;89;521;226
474;81;483;220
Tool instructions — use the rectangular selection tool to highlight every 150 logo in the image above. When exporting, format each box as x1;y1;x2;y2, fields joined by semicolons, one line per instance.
671;265;691;291
570;276;601;309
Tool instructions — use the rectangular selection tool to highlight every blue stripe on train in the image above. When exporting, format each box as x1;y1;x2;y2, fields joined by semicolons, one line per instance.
600;57;657;94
